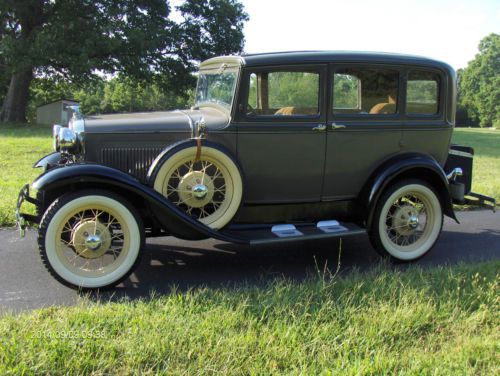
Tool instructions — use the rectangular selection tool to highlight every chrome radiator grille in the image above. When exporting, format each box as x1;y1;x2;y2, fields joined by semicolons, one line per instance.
100;147;164;182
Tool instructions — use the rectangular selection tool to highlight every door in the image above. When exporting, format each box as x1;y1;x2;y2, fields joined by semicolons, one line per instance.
236;65;327;204
323;65;404;200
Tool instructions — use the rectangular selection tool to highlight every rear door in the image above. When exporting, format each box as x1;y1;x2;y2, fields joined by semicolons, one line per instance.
235;65;327;204
322;64;404;200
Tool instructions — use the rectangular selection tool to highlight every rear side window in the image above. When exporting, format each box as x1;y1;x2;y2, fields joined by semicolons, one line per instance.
332;68;399;115
406;71;440;115
246;71;320;117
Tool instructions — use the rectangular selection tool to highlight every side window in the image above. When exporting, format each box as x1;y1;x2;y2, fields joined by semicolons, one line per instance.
407;71;440;115
333;68;399;115
246;70;320;117
333;74;361;110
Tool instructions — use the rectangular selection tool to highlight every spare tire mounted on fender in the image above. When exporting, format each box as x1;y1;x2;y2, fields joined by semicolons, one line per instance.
152;143;243;229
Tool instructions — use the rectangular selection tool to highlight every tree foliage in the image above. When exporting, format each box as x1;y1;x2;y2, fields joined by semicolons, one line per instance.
0;0;248;122
459;33;500;127
27;76;191;120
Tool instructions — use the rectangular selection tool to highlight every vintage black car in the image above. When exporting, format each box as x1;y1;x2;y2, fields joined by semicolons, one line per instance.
17;51;495;289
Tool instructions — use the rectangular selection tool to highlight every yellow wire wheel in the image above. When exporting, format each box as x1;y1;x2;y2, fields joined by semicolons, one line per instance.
370;179;443;261
153;145;243;229
40;192;143;289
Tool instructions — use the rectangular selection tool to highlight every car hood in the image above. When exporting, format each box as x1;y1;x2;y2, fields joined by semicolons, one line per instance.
83;107;230;134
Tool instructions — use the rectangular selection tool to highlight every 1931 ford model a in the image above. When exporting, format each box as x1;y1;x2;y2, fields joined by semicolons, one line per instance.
16;51;496;289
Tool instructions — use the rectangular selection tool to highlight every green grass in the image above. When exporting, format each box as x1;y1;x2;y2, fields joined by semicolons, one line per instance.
1;261;498;374
452;128;500;202
0;125;498;227
0;123;52;226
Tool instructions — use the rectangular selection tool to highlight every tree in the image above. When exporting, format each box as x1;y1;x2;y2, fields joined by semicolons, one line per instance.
459;33;500;127
0;0;248;123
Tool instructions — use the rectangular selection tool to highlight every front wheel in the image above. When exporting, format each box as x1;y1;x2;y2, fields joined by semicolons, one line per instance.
38;190;144;289
369;179;443;261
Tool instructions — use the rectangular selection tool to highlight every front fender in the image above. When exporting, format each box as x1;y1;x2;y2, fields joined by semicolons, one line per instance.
359;153;458;227
32;163;244;243
33;152;62;170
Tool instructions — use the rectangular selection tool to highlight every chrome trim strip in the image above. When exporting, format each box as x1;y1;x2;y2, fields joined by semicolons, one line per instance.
449;149;473;158
177;110;195;138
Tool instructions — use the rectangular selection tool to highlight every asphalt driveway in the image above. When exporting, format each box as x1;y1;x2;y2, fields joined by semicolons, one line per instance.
0;210;498;313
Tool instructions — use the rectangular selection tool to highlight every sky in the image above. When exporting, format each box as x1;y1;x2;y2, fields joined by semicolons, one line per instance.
239;0;500;69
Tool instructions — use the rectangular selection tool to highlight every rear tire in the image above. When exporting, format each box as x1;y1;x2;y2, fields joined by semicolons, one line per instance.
38;190;144;289
369;179;443;261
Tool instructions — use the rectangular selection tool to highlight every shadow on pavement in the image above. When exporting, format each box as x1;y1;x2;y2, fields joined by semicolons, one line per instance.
86;226;500;303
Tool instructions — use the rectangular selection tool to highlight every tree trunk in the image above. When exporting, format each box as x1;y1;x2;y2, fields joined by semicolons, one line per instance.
0;67;34;123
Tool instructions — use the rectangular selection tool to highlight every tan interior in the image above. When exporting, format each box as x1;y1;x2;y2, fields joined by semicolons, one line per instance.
369;94;397;114
274;107;318;116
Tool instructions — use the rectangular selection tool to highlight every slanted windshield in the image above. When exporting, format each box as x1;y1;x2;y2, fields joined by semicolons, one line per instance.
194;66;239;109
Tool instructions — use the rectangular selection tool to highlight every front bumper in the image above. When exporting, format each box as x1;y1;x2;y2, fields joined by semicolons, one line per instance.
16;184;40;237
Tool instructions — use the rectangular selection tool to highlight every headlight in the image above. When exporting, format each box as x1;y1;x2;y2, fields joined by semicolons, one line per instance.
59;127;79;153
52;124;61;152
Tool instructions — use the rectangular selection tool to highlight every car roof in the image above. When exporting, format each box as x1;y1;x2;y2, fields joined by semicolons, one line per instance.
201;51;455;74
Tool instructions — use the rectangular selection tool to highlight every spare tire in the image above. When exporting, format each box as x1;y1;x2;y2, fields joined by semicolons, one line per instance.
152;143;243;229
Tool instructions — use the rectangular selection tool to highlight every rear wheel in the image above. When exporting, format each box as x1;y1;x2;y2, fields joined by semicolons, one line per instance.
38;190;143;289
369;179;443;261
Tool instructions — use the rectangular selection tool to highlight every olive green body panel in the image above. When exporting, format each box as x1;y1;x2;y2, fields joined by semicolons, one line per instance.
77;51;457;223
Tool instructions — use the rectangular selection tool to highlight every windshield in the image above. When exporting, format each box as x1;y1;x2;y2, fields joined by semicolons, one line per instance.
194;66;239;109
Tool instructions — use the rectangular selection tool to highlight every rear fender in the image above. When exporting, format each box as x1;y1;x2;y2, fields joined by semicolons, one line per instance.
359;153;458;227
32;164;244;243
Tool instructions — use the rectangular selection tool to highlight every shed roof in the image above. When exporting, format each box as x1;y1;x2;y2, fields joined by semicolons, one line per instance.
37;98;79;108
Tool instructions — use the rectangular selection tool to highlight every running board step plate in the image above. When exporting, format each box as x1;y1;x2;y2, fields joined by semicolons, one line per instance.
221;221;366;246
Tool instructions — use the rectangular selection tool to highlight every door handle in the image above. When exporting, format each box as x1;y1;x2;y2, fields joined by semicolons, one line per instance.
312;124;327;132
330;123;346;130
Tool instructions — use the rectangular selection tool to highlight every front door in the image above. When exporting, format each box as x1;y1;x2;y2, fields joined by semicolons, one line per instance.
235;65;327;204
322;64;403;200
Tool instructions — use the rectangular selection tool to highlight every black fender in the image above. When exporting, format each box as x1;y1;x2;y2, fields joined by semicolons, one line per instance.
32;163;245;243
146;138;244;187
359;153;458;227
33;152;62;170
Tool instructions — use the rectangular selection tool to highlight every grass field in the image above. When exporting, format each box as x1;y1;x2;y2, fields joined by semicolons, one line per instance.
0;124;498;227
1;261;498;374
0;125;498;374
0;123;52;226
452;127;500;202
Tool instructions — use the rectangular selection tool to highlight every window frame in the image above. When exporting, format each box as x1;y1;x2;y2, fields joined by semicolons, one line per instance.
404;68;444;119
329;64;402;121
236;64;327;123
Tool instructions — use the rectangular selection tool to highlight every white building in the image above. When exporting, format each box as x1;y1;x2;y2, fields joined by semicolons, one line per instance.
36;99;79;125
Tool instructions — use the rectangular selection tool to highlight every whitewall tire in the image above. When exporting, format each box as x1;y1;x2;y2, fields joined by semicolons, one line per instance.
369;179;443;261
153;145;243;229
38;191;143;289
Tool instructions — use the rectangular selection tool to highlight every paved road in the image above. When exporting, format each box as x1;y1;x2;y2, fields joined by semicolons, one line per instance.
0;210;498;313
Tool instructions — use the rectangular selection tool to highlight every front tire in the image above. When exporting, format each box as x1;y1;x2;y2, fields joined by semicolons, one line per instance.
369;179;443;261
38;190;144;289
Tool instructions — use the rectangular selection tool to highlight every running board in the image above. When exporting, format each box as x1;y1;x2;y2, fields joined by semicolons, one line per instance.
221;221;366;246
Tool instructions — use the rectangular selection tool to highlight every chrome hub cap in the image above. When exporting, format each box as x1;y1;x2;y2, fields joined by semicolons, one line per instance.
408;215;419;229
192;183;209;199
392;205;420;236
177;170;215;208
71;220;111;259
385;194;429;247
85;234;103;251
